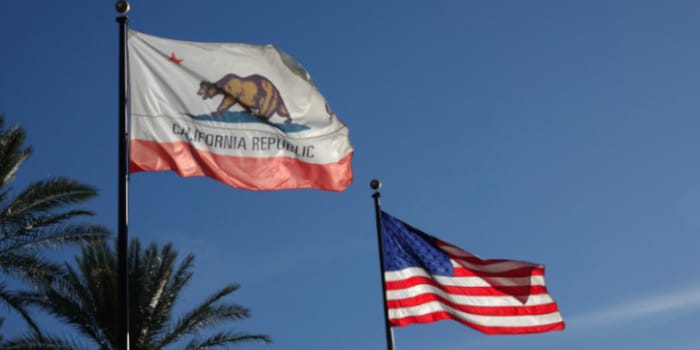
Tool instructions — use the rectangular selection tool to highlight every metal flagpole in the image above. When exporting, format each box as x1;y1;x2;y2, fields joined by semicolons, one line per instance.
116;1;131;349
371;179;396;350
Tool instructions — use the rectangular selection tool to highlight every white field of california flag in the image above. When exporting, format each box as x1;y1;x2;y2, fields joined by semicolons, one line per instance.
127;30;353;191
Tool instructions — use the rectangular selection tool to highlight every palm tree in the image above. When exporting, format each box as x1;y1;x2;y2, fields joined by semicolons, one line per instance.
0;114;110;333
13;238;270;349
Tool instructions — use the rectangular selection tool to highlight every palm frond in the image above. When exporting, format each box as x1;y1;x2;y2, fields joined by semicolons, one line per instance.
1;209;96;238
0;253;63;284
22;263;112;349
158;284;251;347
150;248;194;331
0;332;90;350
0;282;41;335
0;177;99;223
0;119;31;188
0;223;109;254
184;332;271;350
133;241;173;344
79;243;117;346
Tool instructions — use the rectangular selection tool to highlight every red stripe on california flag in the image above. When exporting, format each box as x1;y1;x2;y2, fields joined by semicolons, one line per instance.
387;293;561;316
129;139;353;191
389;311;565;335
386;276;550;296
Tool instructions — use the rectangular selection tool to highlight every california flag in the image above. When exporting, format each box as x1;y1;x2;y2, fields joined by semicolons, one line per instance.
127;30;353;191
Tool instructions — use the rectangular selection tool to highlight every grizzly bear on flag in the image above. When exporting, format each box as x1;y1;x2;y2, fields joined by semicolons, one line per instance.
197;74;291;123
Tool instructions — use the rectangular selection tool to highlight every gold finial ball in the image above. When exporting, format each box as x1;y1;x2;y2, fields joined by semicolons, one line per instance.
115;0;130;14
370;179;382;191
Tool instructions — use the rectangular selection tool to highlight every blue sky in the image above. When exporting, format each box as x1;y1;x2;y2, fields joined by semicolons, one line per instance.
2;1;700;349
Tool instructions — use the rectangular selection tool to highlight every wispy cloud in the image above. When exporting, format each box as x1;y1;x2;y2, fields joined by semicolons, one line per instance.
567;284;700;330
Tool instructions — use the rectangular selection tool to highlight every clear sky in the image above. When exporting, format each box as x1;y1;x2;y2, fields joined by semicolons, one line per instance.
2;1;700;349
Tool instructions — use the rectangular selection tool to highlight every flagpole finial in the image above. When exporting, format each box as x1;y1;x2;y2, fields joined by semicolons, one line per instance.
115;0;130;14
370;179;381;191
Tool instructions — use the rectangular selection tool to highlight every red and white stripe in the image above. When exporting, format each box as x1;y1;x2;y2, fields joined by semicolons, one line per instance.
129;138;353;191
385;241;565;334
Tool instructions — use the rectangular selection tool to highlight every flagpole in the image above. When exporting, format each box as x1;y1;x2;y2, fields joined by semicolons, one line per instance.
116;1;131;350
371;179;396;350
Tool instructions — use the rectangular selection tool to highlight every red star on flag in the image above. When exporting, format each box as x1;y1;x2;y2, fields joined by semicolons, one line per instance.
168;52;183;64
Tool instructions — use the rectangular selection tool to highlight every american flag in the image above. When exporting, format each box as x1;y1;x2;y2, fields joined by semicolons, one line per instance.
380;211;565;335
